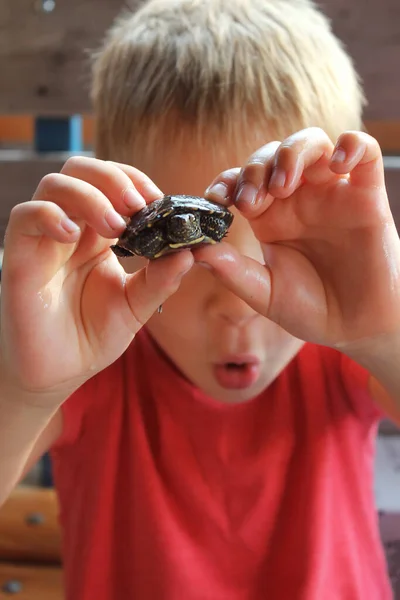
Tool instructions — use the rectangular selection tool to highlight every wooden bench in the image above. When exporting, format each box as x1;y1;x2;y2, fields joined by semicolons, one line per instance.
0;487;62;599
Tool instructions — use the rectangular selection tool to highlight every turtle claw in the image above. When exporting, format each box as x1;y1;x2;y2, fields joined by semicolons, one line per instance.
158;305;163;314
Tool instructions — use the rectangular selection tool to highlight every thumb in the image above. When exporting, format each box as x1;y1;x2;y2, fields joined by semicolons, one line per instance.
123;250;194;329
194;241;326;342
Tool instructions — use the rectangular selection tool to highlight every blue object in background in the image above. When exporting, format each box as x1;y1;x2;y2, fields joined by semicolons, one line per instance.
34;115;83;153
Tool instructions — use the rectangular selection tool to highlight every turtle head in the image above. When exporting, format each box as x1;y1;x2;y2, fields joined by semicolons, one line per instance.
167;212;202;243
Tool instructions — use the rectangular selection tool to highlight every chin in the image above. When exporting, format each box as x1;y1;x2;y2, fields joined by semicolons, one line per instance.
202;377;270;405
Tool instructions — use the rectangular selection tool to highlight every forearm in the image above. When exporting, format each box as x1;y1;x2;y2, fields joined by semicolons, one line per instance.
342;332;400;409
0;385;59;507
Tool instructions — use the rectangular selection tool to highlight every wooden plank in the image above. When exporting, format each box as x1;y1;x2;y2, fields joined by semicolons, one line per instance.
0;563;63;600
0;116;94;146
0;151;78;243
320;0;400;120
0;485;61;564
0;0;139;114
366;121;400;154
0;116;398;155
384;161;400;224
0;0;399;119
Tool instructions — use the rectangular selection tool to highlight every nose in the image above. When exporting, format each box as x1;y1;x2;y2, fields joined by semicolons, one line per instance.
208;285;259;327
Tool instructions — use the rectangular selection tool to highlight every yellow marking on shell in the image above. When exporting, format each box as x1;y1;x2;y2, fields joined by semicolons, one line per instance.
151;235;216;259
153;248;171;259
168;236;205;249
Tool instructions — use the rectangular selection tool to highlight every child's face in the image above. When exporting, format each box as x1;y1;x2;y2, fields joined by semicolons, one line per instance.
123;132;304;403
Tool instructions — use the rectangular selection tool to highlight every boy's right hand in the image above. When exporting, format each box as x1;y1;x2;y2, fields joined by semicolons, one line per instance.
0;157;193;406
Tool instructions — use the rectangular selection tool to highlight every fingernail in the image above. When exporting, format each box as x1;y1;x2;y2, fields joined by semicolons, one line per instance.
61;217;80;235
235;182;258;205
205;182;228;200
105;209;127;231
269;167;286;189
123;187;146;210
331;147;346;163
142;181;163;199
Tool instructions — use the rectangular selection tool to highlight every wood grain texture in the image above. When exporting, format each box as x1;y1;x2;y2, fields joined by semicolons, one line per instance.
0;486;61;564
0;117;398;154
0;0;142;114
0;563;63;600
0;151;78;243
0;0;399;119
319;0;400;120
366;121;400;153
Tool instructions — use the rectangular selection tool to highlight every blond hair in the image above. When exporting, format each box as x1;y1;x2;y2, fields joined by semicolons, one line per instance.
91;0;365;162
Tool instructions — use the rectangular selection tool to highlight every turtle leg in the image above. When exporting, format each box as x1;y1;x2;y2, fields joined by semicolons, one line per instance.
110;244;134;258
132;228;166;258
200;214;230;241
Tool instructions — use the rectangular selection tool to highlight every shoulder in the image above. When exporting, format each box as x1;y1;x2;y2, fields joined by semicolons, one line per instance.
292;343;383;423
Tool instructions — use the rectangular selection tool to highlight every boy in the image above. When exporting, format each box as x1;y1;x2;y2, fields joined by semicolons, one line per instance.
1;0;400;598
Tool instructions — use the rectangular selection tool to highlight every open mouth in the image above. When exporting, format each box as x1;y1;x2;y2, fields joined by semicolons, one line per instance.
213;357;261;390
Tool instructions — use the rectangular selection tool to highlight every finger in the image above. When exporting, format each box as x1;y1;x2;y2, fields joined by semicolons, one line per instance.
6;201;80;244
232;143;281;218
107;161;164;201
33;172;127;239
194;242;271;316
329;131;385;189
124;250;194;330
3;202;81;285
266;127;335;198
61;156;147;216
204;168;241;206
194;242;326;341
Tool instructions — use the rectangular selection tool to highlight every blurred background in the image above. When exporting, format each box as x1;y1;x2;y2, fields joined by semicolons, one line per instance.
1;0;400;597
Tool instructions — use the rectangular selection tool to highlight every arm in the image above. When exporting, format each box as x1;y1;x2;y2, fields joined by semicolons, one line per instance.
357;334;400;424
0;381;63;506
0;157;193;507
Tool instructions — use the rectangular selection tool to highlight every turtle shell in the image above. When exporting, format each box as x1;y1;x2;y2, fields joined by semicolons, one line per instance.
111;194;234;259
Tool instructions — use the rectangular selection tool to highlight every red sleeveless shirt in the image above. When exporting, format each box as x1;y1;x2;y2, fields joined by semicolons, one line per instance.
51;329;391;599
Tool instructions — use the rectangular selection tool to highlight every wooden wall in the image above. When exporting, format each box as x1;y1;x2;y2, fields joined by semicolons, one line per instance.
0;0;399;119
0;0;400;244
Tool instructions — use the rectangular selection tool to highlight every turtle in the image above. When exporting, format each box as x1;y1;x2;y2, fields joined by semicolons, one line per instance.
111;194;234;260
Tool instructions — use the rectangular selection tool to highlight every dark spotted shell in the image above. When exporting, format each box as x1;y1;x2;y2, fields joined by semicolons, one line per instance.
111;195;234;259
128;195;231;233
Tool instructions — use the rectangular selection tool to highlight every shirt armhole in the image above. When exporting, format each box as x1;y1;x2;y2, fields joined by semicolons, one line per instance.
50;378;96;449
339;353;384;424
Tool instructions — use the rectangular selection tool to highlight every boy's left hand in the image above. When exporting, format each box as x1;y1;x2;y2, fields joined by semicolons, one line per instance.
198;128;400;353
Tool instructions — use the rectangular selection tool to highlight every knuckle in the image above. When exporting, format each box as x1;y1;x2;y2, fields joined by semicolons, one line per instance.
309;126;327;138
342;130;378;146
62;155;90;173
38;173;62;198
217;168;241;185
285;127;328;148
275;143;295;164
248;141;280;165
241;161;266;184
9;202;26;223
